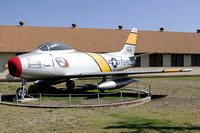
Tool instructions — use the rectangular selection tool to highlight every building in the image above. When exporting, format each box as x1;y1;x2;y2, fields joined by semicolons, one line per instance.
0;25;200;79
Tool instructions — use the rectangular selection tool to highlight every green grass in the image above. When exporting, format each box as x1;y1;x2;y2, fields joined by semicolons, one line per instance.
40;96;69;101
0;82;31;94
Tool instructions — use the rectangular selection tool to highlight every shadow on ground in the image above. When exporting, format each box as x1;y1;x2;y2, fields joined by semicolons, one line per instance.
105;122;200;132
28;84;96;94
105;117;200;132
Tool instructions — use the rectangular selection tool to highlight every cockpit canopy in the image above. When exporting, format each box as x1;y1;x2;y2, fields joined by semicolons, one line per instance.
33;42;74;52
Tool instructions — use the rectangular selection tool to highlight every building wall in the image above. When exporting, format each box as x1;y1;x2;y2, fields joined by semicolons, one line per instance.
0;53;15;79
184;55;191;67
141;55;149;67
163;54;171;67
139;54;192;67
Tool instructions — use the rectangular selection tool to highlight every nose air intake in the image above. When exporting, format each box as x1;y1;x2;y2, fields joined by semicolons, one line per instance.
8;56;22;77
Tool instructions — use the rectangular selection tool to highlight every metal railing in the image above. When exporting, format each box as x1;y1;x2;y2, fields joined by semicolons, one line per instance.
0;83;152;107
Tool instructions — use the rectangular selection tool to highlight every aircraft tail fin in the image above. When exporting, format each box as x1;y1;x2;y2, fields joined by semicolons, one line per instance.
120;27;138;57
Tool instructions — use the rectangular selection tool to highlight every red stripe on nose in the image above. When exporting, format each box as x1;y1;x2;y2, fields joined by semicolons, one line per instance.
8;56;22;77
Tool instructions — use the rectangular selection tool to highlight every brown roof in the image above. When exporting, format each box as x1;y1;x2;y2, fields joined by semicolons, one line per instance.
1;25;200;54
137;30;200;54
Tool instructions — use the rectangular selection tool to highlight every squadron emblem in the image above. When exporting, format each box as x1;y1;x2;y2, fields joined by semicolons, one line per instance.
56;57;69;68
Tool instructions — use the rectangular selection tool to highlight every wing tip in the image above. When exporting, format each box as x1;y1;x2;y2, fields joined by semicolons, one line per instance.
180;69;193;72
164;69;193;73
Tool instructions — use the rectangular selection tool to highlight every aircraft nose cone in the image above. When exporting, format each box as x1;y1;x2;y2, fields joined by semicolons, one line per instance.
8;56;22;77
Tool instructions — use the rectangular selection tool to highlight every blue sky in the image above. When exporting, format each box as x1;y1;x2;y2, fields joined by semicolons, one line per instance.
0;0;200;32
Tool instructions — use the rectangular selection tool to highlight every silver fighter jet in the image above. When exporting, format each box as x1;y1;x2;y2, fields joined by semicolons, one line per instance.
8;28;192;99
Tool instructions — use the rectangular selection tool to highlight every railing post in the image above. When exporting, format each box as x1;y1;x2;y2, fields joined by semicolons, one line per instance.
69;94;71;106
148;85;152;97
16;93;18;105
138;90;140;99
39;93;41;105
120;92;123;103
145;83;147;92
98;93;100;105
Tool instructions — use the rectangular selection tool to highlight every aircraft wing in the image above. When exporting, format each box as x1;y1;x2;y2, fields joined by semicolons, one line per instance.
34;68;192;86
67;69;192;78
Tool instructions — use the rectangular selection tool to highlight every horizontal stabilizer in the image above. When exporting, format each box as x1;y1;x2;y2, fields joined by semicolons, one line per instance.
133;52;161;58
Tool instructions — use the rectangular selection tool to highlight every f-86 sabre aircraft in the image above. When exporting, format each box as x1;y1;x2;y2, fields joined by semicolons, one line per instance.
8;28;191;99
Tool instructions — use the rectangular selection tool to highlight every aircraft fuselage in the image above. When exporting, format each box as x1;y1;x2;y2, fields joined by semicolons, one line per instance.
9;50;134;79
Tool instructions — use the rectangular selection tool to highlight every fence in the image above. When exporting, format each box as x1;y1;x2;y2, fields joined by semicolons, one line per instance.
0;83;152;107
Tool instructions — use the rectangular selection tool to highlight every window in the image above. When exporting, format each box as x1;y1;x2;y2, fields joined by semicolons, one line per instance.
47;42;73;51
171;54;184;66
33;42;73;52
191;54;200;66
135;57;141;67
149;54;163;67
